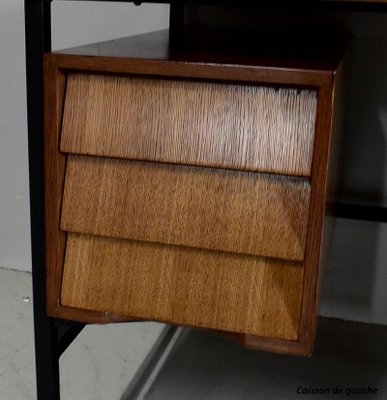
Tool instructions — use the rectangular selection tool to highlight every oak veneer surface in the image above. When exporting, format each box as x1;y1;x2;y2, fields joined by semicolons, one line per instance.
61;233;304;340
61;155;311;261
61;73;317;176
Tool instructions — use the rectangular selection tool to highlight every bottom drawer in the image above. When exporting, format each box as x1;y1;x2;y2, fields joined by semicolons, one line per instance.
61;233;304;341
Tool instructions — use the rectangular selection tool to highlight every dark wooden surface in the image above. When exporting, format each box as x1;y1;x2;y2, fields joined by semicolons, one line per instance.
57;27;346;74
57;0;387;6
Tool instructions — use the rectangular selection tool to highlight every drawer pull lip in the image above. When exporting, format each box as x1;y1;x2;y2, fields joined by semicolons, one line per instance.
59;151;313;179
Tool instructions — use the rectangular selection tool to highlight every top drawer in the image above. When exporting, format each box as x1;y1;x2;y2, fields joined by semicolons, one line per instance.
60;73;317;176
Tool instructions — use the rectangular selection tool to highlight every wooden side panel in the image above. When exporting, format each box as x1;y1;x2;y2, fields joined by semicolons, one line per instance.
61;156;311;261
61;233;304;340
60;73;317;176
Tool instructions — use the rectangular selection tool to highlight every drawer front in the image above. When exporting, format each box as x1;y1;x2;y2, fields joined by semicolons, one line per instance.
61;233;304;340
60;73;317;176
61;155;311;261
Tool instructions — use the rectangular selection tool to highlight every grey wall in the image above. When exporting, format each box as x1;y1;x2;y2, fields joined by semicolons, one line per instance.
0;4;386;325
51;2;169;50
0;1;169;272
0;0;31;272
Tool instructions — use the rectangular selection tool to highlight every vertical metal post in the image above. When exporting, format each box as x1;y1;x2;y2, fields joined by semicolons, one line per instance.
169;3;185;49
24;1;60;399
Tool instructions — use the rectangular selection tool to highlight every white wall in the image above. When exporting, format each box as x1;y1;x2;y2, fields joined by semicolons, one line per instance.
51;2;169;50
0;0;31;272
0;3;386;325
0;1;169;272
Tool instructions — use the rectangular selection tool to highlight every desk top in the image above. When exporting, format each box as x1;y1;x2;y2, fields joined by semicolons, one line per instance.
55;26;347;74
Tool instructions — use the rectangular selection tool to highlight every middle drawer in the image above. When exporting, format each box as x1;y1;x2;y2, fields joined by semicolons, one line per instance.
61;155;310;261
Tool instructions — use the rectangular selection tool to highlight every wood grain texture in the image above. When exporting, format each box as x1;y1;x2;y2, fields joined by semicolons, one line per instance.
61;233;304;340
60;73;317;176
293;81;335;355
295;54;347;354
61;156;311;261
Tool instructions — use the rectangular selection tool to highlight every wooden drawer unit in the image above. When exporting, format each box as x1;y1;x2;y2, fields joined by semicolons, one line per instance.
44;30;346;356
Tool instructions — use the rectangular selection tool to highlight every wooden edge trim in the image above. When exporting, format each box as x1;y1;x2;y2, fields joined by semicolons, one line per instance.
244;334;313;357
296;79;335;351
48;304;131;324
44;55;66;317
228;78;337;356
43;53;332;88
211;330;312;356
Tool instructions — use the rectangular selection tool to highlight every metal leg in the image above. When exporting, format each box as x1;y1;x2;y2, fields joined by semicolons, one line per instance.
24;1;62;399
169;3;185;48
334;202;387;223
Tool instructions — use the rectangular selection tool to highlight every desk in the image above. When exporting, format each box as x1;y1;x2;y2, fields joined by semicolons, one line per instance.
24;1;387;399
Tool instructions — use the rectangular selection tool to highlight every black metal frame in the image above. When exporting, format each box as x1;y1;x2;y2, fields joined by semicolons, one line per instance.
25;1;60;399
24;1;386;399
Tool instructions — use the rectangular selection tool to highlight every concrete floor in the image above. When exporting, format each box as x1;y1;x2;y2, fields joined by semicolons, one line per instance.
0;267;164;400
2;266;387;400
143;320;387;400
